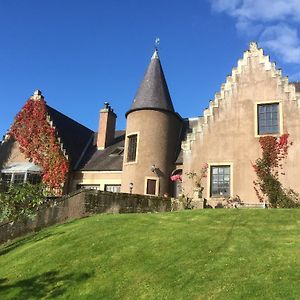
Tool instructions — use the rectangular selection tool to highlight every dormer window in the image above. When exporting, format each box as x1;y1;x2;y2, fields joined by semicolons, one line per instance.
109;147;124;157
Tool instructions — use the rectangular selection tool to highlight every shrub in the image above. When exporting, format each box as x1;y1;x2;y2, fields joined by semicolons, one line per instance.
0;183;46;223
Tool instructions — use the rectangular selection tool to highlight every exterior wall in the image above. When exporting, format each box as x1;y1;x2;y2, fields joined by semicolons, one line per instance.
182;44;300;205
121;110;182;196
0;189;173;244
0;139;28;168
72;171;122;191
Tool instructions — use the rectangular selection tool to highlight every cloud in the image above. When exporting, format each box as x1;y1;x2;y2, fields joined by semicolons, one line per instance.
211;0;300;22
260;24;300;63
209;0;300;64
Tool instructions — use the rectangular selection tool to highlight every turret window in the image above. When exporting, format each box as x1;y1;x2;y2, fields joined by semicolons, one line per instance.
127;134;138;162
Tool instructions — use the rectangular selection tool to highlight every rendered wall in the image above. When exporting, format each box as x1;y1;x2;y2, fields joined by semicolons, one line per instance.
182;43;300;205
121;110;182;196
71;171;122;191
0;139;28;168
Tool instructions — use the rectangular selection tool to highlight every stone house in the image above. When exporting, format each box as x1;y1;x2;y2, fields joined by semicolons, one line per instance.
1;42;300;205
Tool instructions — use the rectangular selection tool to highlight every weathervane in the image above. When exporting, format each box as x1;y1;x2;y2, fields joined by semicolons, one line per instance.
155;37;160;50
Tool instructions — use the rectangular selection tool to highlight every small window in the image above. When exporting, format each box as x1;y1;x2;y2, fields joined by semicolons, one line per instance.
104;184;121;193
127;134;138;162
258;103;279;135
146;179;157;195
210;166;230;197
77;184;100;190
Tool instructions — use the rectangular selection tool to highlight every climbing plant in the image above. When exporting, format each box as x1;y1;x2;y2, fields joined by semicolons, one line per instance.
252;134;299;207
9;97;69;193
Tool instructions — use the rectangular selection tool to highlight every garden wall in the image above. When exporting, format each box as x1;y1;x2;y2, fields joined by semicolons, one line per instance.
0;189;172;244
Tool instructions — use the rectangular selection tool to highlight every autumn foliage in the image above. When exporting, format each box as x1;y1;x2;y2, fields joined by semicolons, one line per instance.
10;97;69;193
253;134;299;207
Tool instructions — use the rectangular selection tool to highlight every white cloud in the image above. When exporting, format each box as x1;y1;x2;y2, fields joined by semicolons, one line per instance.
211;0;300;22
209;0;300;64
260;24;300;63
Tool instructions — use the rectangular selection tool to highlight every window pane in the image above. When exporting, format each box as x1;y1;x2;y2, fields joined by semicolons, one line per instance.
27;173;41;185
127;134;137;162
212;168;218;175
266;112;272;120
1;173;12;184
258;103;279;135
272;105;278;112
211;166;230;197
77;184;100;190
266;105;272;112
13;173;25;184
105;185;121;193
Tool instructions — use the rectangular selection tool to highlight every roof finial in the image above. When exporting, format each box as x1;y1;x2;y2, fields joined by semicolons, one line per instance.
155;37;160;50
32;89;43;101
152;37;160;60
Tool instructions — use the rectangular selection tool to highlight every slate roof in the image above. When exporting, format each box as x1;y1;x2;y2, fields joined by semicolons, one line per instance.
126;49;175;116
78;131;125;171
46;105;94;170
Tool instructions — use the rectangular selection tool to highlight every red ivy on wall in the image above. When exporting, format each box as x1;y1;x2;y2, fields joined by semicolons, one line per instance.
9;97;69;193
252;134;291;203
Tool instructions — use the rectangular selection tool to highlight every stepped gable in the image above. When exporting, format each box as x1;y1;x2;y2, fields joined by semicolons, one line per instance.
182;42;300;152
126;49;175;116
46;105;94;170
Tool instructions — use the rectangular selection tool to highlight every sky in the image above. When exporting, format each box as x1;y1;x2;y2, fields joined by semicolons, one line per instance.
1;0;300;136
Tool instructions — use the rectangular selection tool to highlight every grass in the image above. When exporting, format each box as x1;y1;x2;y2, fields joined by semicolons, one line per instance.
0;209;299;299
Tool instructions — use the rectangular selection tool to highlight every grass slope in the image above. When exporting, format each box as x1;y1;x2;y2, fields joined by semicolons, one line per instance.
0;209;299;299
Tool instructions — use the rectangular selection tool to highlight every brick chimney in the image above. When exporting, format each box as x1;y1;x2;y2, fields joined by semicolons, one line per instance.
97;102;117;149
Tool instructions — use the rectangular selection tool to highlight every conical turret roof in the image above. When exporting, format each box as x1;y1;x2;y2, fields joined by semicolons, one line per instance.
126;49;175;116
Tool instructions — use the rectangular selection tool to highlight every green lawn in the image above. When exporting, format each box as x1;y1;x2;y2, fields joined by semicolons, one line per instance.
0;209;299;299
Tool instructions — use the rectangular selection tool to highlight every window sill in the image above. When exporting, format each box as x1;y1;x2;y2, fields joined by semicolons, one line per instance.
124;161;138;166
255;133;280;138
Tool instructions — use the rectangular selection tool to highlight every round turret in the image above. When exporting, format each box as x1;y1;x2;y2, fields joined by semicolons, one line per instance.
121;50;182;196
